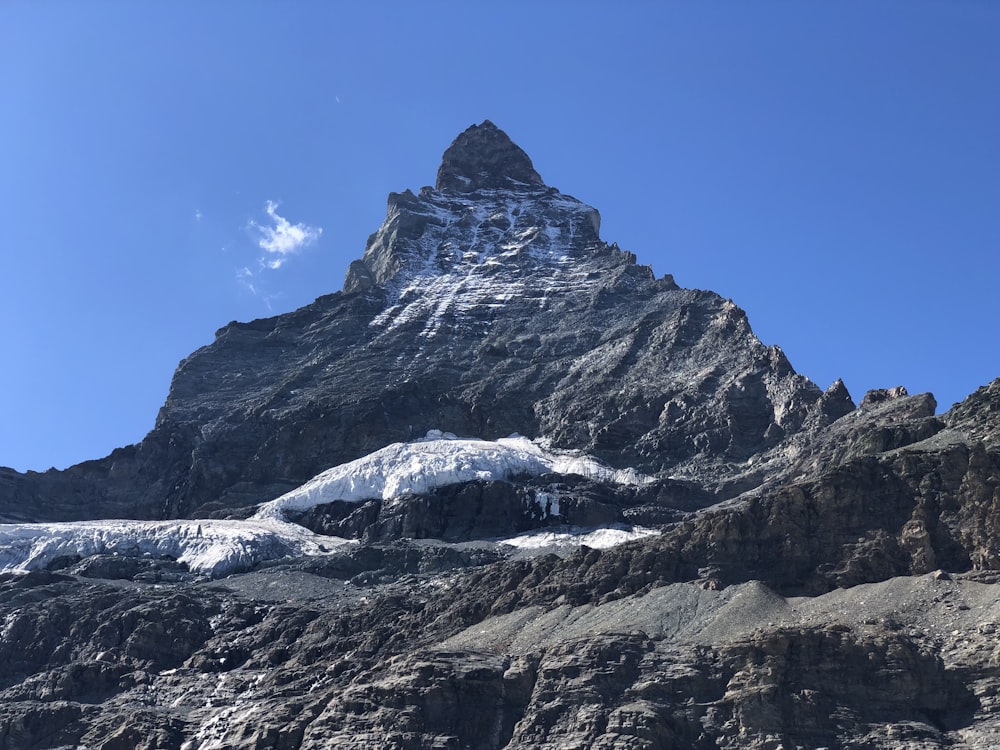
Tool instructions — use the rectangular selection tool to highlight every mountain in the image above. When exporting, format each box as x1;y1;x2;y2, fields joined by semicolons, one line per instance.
1;121;999;749
0;121;845;524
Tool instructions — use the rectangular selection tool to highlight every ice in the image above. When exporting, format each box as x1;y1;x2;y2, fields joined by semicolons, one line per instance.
498;525;660;550
0;432;652;577
254;432;650;521
0;518;349;577
532;491;560;518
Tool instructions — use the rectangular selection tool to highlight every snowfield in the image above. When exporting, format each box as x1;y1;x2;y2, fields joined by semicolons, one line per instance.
0;432;654;577
499;525;660;550
0;518;347;578
253;431;650;521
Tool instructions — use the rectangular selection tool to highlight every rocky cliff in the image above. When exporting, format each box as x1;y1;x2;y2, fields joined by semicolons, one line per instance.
0;122;998;749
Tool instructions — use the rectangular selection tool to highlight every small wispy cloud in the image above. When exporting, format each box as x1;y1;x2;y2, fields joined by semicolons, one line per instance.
249;200;322;270
194;208;204;222
235;265;286;311
235;201;322;310
236;266;256;295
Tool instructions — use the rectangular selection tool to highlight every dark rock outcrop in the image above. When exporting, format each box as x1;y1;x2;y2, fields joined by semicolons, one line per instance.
291;475;701;543
435;119;544;193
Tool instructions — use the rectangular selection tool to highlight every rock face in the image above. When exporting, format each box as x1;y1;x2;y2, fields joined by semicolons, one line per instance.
1;122;1000;748
435;119;544;193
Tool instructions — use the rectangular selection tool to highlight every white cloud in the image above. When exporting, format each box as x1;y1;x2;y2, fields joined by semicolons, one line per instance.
194;209;204;222
249;200;322;269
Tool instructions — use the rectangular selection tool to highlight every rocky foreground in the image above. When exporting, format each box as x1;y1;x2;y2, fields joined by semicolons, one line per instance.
1;122;998;749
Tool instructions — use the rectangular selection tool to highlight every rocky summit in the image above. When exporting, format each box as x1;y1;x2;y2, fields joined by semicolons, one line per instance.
0;122;999;749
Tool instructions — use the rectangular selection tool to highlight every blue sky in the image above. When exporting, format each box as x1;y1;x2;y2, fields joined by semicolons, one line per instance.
2;2;998;472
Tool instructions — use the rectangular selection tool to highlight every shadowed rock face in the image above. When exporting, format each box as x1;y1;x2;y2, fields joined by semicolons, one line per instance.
435;120;544;193
2;123;1000;749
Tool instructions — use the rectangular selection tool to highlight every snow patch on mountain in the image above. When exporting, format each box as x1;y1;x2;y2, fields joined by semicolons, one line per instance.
253;431;650;521
0;519;349;577
0;432;651;577
499;524;660;550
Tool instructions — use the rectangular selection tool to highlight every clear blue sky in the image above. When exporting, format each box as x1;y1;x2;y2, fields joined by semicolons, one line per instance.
2;2;998;472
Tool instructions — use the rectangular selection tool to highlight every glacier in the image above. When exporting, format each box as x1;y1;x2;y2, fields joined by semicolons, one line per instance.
0;432;653;577
253;431;651;521
0;518;348;578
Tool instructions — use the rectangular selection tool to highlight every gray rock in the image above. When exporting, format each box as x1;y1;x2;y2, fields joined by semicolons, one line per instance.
435;119;544;193
860;385;912;408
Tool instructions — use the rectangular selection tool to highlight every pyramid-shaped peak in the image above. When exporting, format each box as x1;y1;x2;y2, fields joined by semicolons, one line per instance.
435;120;544;193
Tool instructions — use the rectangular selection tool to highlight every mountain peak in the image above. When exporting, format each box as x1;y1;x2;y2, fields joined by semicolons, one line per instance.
435;120;544;193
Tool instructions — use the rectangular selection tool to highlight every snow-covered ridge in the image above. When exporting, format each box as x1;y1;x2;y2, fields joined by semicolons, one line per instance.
0;433;652;577
253;431;651;521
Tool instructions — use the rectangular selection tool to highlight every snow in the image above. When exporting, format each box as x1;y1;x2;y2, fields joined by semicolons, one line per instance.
254;431;650;521
499;525;660;550
0;432;653;577
0;518;348;577
532;491;560;518
368;188;602;339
